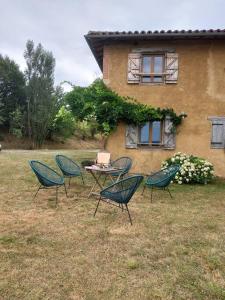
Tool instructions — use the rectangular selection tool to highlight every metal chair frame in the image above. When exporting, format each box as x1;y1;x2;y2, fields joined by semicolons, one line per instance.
33;184;67;205
29;160;67;204
93;175;143;225
55;155;85;187
102;156;132;185
142;165;180;202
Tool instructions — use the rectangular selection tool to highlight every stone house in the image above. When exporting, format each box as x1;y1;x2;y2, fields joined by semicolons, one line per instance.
85;29;225;176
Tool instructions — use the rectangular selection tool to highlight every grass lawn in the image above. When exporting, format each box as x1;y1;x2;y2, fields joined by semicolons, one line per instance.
0;150;225;300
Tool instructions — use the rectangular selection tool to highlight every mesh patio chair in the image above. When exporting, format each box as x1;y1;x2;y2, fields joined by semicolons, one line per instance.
142;164;180;202
94;175;143;225
29;160;67;204
108;157;132;182
55;155;84;187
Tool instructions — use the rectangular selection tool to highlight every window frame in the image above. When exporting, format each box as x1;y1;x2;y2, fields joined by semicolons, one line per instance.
140;53;165;84
138;120;164;147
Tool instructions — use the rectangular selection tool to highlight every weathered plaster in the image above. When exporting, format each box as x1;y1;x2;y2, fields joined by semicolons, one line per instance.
207;41;225;102
104;40;225;176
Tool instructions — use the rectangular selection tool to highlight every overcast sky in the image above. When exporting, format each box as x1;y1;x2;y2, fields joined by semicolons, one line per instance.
1;0;224;89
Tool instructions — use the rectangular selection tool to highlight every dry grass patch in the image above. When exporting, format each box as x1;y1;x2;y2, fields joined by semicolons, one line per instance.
0;150;225;299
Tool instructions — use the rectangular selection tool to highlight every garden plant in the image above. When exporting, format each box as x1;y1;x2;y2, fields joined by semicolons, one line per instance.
162;152;214;184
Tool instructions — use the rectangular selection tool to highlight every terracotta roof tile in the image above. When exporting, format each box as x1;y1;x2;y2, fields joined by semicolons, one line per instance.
87;29;225;36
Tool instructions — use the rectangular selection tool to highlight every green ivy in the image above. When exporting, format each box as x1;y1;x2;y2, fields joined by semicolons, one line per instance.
66;79;186;136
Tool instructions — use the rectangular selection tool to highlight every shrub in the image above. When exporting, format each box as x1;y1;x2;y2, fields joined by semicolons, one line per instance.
9;108;24;138
74;120;96;140
162;152;214;184
52;106;75;139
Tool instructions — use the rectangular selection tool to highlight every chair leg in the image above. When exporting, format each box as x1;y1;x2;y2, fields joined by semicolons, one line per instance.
93;197;101;217
166;187;173;199
56;187;58;205
142;185;146;195
33;185;41;200
68;177;71;187
151;187;153;203
64;183;68;197
125;204;132;225
81;173;85;185
102;175;107;186
119;203;124;211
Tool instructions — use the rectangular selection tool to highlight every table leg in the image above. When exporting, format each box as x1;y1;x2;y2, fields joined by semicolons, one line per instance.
88;171;104;198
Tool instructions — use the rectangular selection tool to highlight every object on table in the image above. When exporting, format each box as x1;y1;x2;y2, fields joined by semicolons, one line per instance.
96;151;111;167
81;160;95;168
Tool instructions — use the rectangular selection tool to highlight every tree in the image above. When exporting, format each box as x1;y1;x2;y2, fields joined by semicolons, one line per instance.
9;107;24;138
0;55;26;127
24;40;56;148
52;105;75;139
64;86;93;120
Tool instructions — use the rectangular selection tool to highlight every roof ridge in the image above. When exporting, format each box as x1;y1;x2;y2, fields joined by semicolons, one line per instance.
87;29;225;35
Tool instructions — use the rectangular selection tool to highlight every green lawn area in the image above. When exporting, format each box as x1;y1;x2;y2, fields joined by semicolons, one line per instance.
0;150;225;300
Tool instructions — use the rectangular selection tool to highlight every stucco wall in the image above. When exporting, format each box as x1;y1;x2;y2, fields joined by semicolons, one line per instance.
104;39;225;176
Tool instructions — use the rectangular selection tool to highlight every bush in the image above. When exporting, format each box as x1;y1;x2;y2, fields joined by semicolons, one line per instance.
9;108;24;138
162;152;214;184
74;120;95;140
52;106;75;139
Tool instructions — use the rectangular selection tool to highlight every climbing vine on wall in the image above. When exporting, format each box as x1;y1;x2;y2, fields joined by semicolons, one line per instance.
65;79;187;136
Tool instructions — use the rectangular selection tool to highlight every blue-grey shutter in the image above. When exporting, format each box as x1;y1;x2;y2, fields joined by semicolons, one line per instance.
211;119;225;148
125;124;138;148
164;116;176;149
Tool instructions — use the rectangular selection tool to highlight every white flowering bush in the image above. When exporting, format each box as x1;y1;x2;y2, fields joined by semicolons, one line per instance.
161;152;214;184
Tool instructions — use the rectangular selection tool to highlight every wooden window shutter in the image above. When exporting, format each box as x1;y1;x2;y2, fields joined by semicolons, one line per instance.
163;116;176;149
165;53;179;83
127;53;141;83
211;119;225;148
125;124;138;148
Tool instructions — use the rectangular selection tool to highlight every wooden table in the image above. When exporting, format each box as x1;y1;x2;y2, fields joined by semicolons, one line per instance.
85;165;119;198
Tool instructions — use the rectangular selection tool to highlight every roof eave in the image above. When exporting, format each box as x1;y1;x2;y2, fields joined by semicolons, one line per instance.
85;35;103;71
85;30;225;72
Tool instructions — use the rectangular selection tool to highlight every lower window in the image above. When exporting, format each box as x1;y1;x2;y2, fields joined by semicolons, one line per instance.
138;121;163;146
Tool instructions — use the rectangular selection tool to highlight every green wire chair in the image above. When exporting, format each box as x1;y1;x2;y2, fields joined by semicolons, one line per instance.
108;156;132;182
29;160;67;204
142;165;180;202
55;155;84;187
94;175;143;225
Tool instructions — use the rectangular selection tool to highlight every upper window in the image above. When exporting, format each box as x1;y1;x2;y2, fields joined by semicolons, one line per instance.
141;55;164;83
127;52;179;84
139;121;163;146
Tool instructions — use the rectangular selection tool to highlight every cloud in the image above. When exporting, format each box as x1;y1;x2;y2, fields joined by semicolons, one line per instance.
0;0;224;87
